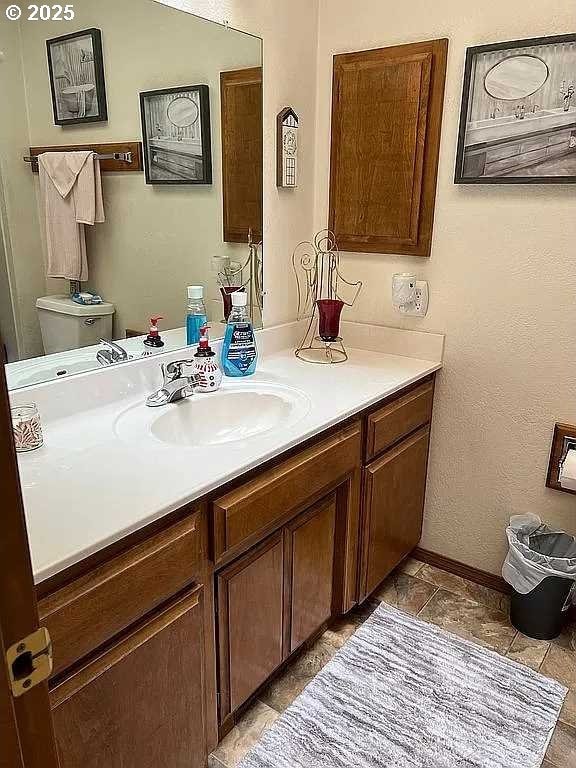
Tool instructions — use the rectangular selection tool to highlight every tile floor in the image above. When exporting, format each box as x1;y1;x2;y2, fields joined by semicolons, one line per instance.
209;558;576;768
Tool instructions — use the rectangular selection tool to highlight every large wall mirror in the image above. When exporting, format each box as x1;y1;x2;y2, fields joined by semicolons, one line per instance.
0;0;263;389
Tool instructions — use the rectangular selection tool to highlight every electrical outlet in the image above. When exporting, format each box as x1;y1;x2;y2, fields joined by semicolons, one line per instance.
393;279;429;316
404;281;429;317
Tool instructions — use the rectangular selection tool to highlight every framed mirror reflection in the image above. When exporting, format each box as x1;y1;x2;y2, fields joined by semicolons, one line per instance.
0;0;263;390
140;84;213;185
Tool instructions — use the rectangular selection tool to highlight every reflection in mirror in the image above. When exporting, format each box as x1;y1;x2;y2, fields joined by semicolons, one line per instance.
0;1;263;390
484;55;549;100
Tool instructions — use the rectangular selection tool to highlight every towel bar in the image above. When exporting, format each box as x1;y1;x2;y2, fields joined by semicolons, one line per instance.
24;151;133;165
22;142;143;173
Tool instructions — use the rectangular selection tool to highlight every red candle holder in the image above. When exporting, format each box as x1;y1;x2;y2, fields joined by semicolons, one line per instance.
317;298;344;342
293;230;362;364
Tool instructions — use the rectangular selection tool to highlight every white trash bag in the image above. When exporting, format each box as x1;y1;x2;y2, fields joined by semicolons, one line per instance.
502;513;576;598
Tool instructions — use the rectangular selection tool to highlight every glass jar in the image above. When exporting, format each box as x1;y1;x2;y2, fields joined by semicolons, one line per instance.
11;403;43;453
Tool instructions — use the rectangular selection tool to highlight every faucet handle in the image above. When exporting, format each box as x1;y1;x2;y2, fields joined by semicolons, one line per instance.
162;359;197;382
97;338;129;364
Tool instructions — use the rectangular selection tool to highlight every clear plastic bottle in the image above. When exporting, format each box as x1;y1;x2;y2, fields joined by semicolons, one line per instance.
186;285;207;345
221;292;258;377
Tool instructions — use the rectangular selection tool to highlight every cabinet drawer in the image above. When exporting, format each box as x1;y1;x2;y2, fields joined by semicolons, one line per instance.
486;148;547;175
520;135;549;153
39;510;203;678
213;421;361;563
485;143;520;162
548;129;571;147
366;380;433;462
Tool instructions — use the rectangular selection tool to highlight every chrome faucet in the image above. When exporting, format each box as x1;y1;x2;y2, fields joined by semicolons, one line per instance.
146;360;201;407
97;338;129;366
489;107;501;119
531;104;541;114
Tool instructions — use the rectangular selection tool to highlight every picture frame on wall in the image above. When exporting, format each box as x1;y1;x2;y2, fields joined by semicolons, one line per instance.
46;28;108;126
140;85;212;185
455;33;576;184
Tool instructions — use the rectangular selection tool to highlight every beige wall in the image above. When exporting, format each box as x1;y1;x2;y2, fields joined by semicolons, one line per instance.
314;0;576;573
18;0;261;338
0;8;45;358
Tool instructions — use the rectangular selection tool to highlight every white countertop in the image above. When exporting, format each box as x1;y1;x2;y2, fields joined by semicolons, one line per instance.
465;106;576;147
12;322;443;584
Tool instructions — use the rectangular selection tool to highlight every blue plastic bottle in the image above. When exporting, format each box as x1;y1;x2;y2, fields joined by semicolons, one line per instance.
221;292;258;377
186;285;207;345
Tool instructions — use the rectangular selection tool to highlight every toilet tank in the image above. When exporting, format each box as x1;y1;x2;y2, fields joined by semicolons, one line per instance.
36;295;115;354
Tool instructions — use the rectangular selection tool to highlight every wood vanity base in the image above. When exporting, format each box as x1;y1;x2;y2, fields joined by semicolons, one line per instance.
37;374;436;767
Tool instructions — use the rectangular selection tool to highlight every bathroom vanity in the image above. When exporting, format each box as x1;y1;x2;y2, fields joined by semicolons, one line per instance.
15;324;442;766
463;110;576;178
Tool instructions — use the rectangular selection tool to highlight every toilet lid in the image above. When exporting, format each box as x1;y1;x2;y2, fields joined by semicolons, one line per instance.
36;295;115;316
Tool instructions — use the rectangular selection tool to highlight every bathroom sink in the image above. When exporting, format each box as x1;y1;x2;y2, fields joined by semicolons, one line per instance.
114;383;311;448
466;107;576;146
6;353;101;389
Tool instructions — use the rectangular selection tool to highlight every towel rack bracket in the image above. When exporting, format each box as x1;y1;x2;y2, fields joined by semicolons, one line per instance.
23;142;143;174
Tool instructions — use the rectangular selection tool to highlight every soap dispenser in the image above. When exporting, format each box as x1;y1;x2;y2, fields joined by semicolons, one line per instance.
193;326;222;393
143;316;165;355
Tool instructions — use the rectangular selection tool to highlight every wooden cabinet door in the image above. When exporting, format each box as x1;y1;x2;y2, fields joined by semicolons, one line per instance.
217;533;284;718
286;494;337;653
51;587;206;768
329;39;447;257
221;67;263;244
361;426;430;598
0;342;60;768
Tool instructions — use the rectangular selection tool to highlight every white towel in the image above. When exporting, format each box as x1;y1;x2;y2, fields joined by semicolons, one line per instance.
38;151;105;282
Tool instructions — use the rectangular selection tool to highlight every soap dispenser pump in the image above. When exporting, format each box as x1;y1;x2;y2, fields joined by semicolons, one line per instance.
143;316;165;353
193;326;222;393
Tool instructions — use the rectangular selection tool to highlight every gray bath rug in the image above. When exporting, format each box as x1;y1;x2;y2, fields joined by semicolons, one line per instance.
239;603;567;768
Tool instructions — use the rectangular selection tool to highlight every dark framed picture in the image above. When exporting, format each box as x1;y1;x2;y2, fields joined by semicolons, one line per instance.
139;85;212;185
455;34;576;184
46;28;108;126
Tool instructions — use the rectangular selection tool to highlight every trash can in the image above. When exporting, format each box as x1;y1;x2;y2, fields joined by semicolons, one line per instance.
502;514;576;641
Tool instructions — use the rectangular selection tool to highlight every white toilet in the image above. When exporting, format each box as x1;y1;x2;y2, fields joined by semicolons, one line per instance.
36;295;115;355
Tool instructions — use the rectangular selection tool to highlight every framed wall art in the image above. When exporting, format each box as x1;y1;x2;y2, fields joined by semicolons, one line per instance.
140;85;212;185
46;28;108;126
455;33;576;184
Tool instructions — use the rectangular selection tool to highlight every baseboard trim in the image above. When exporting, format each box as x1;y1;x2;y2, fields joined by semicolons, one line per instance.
413;547;511;595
